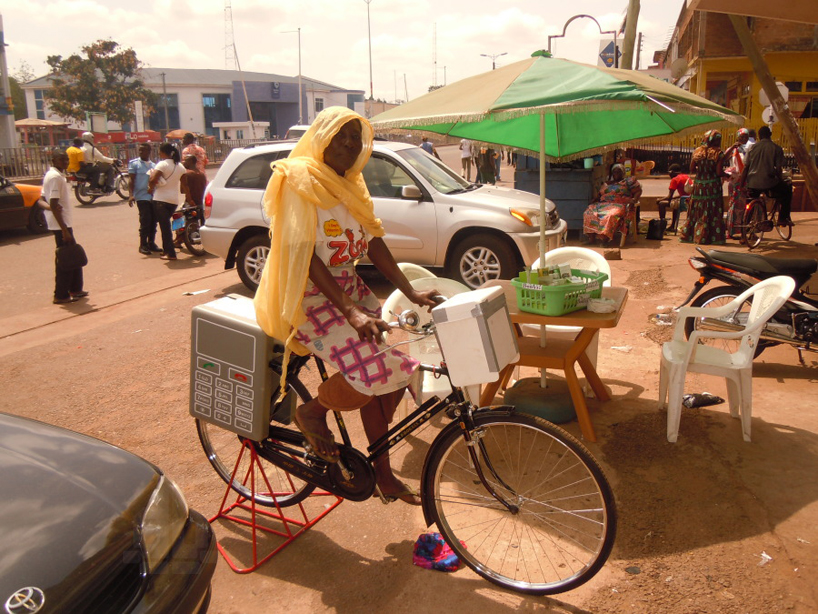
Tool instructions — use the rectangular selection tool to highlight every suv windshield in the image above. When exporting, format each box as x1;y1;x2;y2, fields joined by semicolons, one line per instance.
397;148;472;195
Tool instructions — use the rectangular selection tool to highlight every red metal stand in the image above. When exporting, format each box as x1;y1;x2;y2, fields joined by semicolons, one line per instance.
208;439;343;573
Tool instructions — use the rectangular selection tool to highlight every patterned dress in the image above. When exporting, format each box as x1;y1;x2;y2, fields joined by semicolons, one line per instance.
583;177;641;241
294;203;421;397
679;146;726;245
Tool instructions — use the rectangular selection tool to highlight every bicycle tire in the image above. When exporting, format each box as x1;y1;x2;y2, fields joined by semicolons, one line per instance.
771;203;792;241
742;200;765;249
422;411;616;595
196;370;315;507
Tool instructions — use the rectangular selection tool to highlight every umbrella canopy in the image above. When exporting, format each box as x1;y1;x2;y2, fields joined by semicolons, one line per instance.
372;55;743;161
15;118;67;127
165;128;198;139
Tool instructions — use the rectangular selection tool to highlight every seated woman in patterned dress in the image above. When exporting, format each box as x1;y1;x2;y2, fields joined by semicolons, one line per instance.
582;164;642;244
254;107;440;505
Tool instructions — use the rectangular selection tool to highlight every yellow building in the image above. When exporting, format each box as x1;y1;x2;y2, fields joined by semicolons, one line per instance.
666;8;818;132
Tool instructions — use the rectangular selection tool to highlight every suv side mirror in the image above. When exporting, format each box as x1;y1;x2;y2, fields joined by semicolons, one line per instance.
401;185;422;200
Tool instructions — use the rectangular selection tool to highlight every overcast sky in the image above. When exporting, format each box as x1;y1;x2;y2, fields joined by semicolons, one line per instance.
4;0;685;101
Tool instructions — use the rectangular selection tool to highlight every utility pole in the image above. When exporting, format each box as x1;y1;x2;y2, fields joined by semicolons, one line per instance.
281;28;303;124
365;0;374;100
620;0;640;70
635;32;642;70
0;14;18;149
160;72;170;131
728;14;818;211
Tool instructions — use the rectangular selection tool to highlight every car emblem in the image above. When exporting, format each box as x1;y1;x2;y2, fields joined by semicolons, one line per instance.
5;587;45;613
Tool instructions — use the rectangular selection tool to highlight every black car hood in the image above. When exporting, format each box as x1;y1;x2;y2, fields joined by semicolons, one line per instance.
0;414;158;607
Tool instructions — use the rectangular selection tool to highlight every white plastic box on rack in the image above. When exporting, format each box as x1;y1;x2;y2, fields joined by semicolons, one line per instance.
431;286;520;387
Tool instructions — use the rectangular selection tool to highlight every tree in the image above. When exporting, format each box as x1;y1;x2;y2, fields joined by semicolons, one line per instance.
10;62;35;120
45;40;156;126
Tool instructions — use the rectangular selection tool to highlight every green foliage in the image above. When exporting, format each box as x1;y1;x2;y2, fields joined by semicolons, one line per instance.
9;78;26;120
45;40;156;125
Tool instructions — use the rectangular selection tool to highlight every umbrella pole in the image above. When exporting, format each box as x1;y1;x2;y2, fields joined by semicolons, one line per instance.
539;114;548;389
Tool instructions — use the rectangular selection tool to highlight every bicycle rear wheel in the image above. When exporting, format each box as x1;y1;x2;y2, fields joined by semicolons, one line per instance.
423;411;616;595
771;203;792;241
742;200;765;249
196;371;315;507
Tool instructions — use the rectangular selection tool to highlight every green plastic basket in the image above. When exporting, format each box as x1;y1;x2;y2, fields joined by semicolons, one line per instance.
510;269;608;316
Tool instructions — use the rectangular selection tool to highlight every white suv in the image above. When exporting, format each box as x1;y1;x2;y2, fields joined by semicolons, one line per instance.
200;140;566;290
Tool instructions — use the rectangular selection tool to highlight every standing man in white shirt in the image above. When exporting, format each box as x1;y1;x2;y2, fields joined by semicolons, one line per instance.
459;138;472;181
43;151;87;304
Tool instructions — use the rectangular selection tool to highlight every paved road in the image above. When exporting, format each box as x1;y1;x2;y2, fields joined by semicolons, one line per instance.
0;169;229;336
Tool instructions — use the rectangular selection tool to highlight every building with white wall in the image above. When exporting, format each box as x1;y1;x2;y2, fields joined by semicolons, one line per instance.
22;67;365;138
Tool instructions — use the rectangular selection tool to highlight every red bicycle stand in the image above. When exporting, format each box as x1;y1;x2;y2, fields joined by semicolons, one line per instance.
208;439;343;573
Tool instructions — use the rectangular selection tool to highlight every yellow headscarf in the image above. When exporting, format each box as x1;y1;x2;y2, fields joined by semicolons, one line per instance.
253;107;385;362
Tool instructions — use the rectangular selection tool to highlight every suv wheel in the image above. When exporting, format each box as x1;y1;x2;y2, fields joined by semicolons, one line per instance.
237;234;270;291
446;233;519;289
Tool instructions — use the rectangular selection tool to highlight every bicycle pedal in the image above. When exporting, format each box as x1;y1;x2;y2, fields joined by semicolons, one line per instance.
373;485;392;505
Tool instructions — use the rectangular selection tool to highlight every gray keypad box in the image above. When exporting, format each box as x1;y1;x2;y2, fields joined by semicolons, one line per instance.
190;294;275;441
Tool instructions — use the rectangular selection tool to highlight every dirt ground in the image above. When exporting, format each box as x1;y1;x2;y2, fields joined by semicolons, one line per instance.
2;217;818;613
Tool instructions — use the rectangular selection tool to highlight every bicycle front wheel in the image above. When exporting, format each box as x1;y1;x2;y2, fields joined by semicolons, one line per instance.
742;200;766;249
196;371;315;507
771;203;792;241
423;412;616;595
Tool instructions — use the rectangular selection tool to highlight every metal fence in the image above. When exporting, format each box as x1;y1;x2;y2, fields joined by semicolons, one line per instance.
0;138;272;181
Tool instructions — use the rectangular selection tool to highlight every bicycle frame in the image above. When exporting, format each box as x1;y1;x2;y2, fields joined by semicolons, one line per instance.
259;352;523;513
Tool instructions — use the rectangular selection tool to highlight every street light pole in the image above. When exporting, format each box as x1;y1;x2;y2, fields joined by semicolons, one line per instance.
281;28;303;124
365;0;374;101
480;52;507;70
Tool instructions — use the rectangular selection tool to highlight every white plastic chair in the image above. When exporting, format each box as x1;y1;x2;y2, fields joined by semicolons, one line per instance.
522;247;612;370
382;276;470;409
658;275;795;443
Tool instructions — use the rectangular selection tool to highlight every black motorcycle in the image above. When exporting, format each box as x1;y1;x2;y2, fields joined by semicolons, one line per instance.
70;160;130;205
679;247;818;363
171;204;206;256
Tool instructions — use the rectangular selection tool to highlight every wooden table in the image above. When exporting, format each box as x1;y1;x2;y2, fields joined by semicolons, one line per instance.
479;281;629;442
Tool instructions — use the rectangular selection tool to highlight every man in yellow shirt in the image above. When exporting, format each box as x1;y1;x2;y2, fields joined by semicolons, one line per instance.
66;138;85;174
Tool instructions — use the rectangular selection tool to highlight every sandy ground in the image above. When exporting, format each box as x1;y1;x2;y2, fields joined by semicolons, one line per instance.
2;205;818;612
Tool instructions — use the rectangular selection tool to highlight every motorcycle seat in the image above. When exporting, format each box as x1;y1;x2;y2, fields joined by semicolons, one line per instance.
706;250;818;286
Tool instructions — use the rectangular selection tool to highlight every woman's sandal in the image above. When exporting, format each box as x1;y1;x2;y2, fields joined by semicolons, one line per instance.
293;412;339;464
374;483;422;506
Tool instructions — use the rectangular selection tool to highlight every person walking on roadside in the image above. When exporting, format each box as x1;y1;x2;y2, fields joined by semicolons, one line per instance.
478;146;496;185
148;143;184;260
420;136;441;160
741;125;793;227
43;151;88;304
723;128;750;238
128;143;160;255
679;130;727;245
66;138;85;174
181;132;208;172
459;138;472;181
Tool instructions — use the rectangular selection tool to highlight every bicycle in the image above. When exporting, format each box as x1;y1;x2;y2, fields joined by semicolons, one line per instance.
741;191;792;249
195;303;617;595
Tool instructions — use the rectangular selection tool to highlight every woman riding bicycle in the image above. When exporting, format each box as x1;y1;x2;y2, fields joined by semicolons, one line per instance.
254;107;440;505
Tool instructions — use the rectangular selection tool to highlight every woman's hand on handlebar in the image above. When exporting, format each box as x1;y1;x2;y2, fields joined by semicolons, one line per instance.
406;288;444;311
347;306;391;344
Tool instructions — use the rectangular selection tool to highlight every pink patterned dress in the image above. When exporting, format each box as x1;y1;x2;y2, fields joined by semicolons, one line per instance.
294;203;421;396
583;177;641;241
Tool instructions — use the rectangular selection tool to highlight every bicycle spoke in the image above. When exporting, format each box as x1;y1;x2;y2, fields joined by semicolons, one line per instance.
427;415;615;594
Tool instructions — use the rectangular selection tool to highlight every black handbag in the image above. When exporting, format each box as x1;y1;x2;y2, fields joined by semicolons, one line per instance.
646;218;667;241
56;242;88;271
